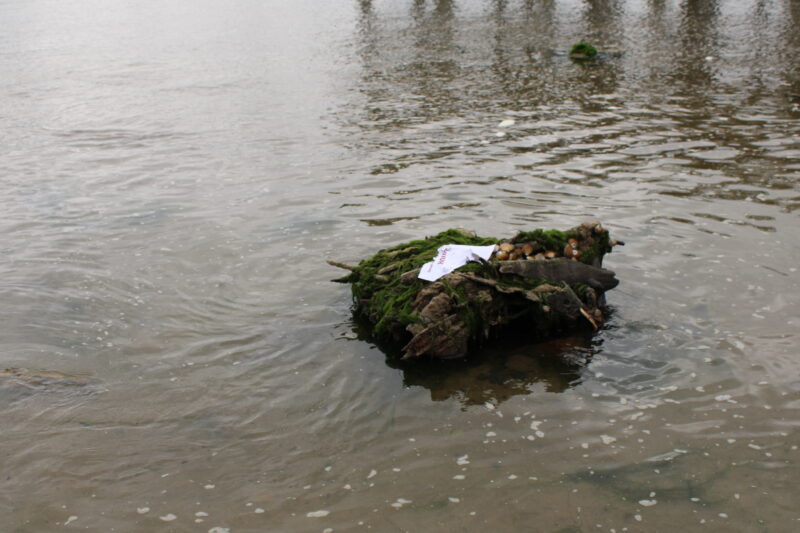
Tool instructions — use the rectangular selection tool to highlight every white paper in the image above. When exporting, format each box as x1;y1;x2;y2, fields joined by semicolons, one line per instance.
418;244;496;281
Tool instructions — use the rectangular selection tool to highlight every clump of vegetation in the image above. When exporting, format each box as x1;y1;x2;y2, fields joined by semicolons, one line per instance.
329;222;621;360
569;41;598;60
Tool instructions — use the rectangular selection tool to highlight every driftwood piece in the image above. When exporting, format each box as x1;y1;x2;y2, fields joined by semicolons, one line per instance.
498;259;619;291
327;259;357;271
399;268;422;282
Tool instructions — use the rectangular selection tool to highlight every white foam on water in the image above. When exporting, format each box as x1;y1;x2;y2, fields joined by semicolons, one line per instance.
390;498;412;509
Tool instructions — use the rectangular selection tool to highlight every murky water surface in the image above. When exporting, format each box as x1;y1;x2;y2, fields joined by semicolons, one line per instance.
2;0;799;531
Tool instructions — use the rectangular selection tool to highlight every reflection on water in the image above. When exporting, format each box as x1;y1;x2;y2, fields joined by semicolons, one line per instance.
2;0;800;531
352;313;594;405
395;336;592;405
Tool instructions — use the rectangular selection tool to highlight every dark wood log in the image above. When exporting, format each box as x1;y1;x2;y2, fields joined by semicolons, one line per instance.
498;259;619;292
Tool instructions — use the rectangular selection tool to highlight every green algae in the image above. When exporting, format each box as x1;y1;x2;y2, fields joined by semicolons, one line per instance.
512;228;569;252
343;229;499;340
569;41;598;59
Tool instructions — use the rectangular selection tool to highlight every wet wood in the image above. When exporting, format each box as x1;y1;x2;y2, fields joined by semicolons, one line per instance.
327;259;357;271
498;259;619;292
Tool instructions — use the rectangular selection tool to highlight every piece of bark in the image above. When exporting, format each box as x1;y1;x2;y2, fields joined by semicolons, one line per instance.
545;286;584;320
377;263;400;275
327;259;356;271
458;273;540;303
498;259;618;291
399;268;422;283
402;314;469;359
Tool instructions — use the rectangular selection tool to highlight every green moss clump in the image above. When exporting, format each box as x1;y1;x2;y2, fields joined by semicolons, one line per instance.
345;229;499;341
570;41;598;59
512;229;568;254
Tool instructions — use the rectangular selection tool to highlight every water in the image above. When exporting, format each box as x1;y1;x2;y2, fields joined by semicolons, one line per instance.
1;0;799;530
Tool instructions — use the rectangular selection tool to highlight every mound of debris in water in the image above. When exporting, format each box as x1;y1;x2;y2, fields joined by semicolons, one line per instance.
0;367;103;401
569;41;598;60
329;221;622;360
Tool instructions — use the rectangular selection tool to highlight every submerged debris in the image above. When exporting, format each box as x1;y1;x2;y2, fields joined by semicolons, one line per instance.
0;367;103;400
329;222;621;360
0;367;97;390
